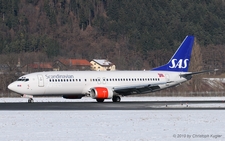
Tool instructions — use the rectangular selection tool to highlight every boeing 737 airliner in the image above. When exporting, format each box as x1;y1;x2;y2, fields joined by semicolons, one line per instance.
8;36;213;103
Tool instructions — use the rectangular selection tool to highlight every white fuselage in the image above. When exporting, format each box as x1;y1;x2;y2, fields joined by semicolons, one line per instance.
7;35;196;102
8;70;188;97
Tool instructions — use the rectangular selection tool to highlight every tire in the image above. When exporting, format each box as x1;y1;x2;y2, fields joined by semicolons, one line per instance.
28;98;34;103
112;96;121;102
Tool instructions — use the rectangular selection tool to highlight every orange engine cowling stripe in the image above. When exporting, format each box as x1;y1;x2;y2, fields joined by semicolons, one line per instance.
95;87;108;99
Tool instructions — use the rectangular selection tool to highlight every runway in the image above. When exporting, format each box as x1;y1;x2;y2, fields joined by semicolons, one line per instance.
1;100;225;110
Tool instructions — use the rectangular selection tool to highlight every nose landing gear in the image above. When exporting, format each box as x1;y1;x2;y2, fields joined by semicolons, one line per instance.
28;98;34;103
22;94;34;103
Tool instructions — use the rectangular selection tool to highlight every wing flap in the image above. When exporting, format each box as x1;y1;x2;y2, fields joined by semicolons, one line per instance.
113;83;166;95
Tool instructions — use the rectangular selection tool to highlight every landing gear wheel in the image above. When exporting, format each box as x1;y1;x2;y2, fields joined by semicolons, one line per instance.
28;98;34;103
112;95;121;102
96;98;105;102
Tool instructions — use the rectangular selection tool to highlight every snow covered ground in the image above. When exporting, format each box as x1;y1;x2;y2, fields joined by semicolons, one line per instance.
0;97;225;141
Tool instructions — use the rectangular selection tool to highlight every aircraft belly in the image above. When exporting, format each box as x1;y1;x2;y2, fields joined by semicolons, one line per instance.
44;83;84;95
24;87;45;95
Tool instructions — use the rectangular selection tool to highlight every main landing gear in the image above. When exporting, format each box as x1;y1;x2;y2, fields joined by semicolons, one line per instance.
112;95;121;102
96;95;121;102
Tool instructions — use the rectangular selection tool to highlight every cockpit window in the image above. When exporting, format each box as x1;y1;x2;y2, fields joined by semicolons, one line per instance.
17;78;29;82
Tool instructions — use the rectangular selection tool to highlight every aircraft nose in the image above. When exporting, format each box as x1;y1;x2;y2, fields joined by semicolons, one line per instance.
8;83;14;91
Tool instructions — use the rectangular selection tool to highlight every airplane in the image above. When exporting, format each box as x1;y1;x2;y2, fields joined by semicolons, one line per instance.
7;35;214;103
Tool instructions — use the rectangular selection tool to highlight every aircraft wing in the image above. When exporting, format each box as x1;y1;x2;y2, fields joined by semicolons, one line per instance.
113;82;167;95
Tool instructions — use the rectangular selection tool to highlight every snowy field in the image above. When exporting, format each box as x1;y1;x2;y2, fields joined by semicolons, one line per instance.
0;97;225;141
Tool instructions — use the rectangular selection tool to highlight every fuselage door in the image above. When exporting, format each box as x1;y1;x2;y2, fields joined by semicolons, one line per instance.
37;74;44;87
165;74;170;86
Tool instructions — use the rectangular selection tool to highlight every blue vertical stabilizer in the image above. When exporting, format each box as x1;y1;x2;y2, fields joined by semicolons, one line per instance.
152;36;194;72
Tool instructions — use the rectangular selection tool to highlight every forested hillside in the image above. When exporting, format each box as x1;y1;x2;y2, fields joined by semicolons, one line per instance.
0;0;224;71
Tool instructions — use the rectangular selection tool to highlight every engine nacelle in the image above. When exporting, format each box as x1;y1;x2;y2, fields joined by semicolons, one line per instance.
90;87;113;99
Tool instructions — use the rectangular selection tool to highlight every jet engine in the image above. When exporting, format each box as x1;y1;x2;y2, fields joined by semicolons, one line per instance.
90;87;113;99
